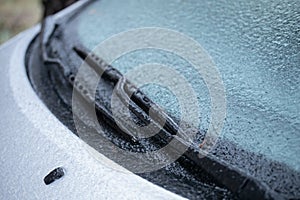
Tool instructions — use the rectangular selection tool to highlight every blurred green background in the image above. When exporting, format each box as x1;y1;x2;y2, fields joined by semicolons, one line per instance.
0;0;41;44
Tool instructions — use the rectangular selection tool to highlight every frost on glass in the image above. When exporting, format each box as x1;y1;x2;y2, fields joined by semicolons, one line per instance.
76;0;300;172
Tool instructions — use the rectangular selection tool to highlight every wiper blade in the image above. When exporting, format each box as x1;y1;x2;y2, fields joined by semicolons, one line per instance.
73;46;184;137
72;46;279;200
73;46;184;146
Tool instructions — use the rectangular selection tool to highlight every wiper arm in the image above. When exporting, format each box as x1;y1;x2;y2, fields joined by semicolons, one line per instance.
72;46;183;145
72;46;279;200
73;46;184;138
39;0;93;72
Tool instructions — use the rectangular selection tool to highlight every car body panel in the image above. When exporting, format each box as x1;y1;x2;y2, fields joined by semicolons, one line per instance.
0;5;184;200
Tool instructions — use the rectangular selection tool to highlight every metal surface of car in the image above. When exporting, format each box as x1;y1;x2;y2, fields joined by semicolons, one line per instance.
0;2;184;199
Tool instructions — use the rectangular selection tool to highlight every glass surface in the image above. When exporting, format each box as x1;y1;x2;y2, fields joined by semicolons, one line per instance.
76;0;300;171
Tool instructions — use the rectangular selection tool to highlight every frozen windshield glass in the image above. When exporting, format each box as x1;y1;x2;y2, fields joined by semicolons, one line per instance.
75;0;300;171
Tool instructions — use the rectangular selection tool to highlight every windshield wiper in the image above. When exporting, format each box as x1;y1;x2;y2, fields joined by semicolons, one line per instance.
71;46;279;200
73;47;188;138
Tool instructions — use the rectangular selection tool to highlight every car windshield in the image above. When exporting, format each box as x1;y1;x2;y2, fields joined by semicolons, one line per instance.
74;0;300;171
